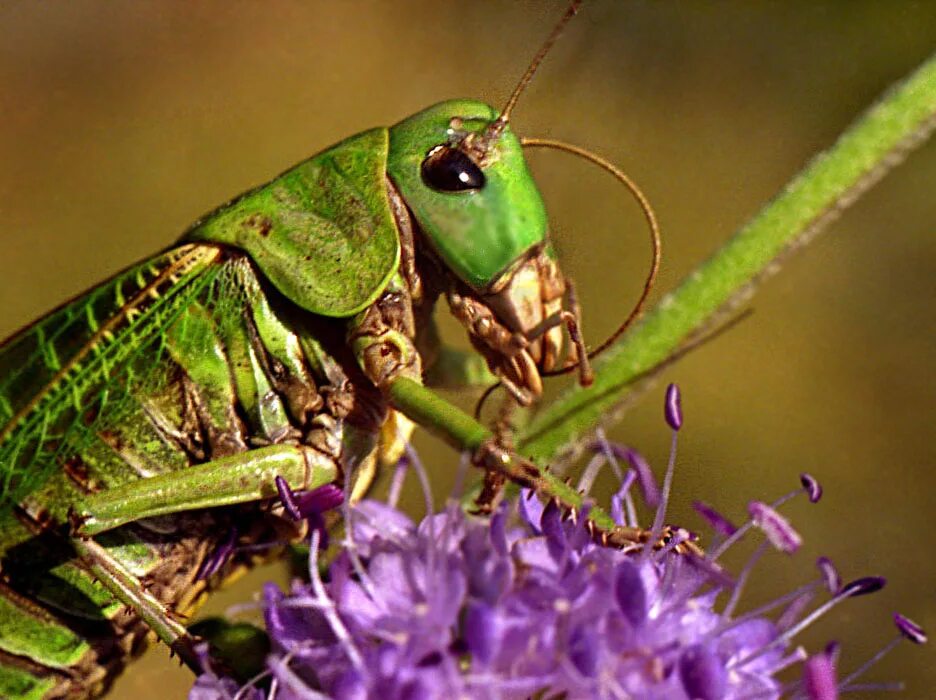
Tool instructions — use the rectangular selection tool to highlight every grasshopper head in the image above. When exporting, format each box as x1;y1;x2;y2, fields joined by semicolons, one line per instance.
388;100;568;403
387;100;547;291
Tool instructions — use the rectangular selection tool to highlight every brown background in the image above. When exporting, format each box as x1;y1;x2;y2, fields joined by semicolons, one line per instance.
1;2;934;697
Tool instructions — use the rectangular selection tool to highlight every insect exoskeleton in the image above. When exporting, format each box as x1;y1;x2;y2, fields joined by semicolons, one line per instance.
0;96;593;700
0;2;669;696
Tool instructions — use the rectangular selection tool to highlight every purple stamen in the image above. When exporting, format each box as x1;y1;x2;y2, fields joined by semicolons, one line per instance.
624;447;660;508
387;454;409;508
776;589;816;631
307;529;364;672
577;452;605;493
275;475;302;521
664;382;683;431
716;580;818;638
742;576;887;667
518;488;544;534
195;526;238;581
836;615;923;692
643;386;681;564
693;500;738;537
275;477;344;521
610;469;637;527
800;473;823;503
816;557;841;593
403;442;440;582
302;483;344;514
838;576;887;599
685;552;735;589
803;652;838;700
749;500;802;554
710;476;819;562
643;428;678;564
587;433;624;481
723;541;768;618
195;382;925;698
450;451;470;500
894;613;927;644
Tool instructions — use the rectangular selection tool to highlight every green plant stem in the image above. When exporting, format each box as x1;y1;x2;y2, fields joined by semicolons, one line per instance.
521;53;936;464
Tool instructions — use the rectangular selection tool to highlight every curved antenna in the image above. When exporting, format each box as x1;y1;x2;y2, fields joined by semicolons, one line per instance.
520;137;663;376
483;0;584;145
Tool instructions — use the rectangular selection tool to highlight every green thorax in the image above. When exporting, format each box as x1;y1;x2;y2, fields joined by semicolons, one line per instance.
387;100;548;291
183;128;400;318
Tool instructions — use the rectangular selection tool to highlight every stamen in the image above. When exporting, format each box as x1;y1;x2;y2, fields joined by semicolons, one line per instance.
836;613;927;693
777;590;817;631
450;451;471;501
387;454;409;509
625;446;660;508
589;433;639;527
894;613;927;644
592;439;658;507
577;451;607;494
734;577;887;670
195;526;238;581
404;443;437;573
715;580;821;638
839;576;887;598
642;388;681;564
275;476;302;521
802;652;838;700
709;472;816;560
723;540;769;618
749;501;803;554
816;557;842;593
340;466;378;603
693;500;738;538
610;470;637;528
307;529;364;673
591;430;624;480
800;473;823;503
664;383;683;431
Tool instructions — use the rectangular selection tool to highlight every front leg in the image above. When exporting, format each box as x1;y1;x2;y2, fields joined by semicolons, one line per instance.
350;287;540;510
386;376;649;548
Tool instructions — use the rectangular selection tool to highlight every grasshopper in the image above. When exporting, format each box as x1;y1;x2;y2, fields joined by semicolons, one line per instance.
0;3;665;698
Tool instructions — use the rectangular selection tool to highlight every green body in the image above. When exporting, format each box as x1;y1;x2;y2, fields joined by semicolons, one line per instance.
0;100;551;698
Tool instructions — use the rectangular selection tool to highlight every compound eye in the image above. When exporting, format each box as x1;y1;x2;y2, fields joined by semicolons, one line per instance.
421;145;485;192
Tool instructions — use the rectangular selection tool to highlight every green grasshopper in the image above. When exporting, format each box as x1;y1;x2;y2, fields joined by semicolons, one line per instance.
0;3;663;698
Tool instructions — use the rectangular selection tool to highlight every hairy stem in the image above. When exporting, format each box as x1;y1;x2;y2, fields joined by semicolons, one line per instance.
521;53;936;464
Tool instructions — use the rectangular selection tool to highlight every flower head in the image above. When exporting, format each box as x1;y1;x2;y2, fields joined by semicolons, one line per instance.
191;386;925;699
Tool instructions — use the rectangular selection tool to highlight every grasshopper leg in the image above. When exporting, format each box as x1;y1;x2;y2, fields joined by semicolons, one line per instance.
64;443;340;675
68;535;202;673
72;443;339;537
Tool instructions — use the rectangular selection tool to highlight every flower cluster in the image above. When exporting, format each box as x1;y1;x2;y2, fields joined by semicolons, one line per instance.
190;385;925;699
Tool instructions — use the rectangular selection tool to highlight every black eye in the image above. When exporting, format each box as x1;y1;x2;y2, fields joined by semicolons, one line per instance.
420;146;485;192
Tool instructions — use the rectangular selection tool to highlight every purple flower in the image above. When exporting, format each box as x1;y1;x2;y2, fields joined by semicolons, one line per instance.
190;385;925;699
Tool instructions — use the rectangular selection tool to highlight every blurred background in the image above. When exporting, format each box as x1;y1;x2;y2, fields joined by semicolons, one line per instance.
1;1;933;696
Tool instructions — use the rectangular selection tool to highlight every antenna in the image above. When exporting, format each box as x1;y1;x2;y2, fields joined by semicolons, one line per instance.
483;1;584;145
520;137;663;376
